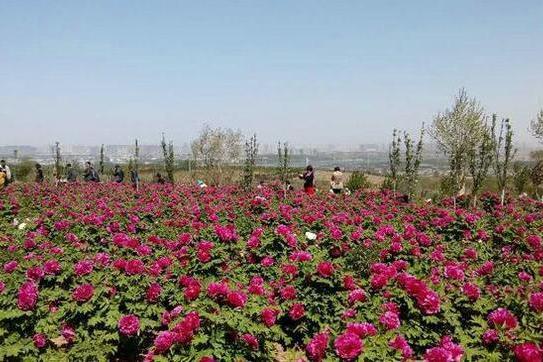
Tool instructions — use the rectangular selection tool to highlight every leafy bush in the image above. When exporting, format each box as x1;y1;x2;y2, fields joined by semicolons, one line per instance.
345;171;370;191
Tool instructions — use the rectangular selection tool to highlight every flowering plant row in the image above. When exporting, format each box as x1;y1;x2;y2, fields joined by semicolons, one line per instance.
0;183;542;361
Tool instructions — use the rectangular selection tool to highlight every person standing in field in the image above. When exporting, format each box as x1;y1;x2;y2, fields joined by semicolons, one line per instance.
113;165;124;183
299;165;315;195
35;163;44;183
0;169;6;190
330;166;344;194
65;163;78;182
0;160;11;185
83;162;100;182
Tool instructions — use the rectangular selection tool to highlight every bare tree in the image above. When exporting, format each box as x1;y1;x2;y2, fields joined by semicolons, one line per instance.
191;124;243;185
277;142;290;191
403;126;424;200
428;88;486;205
161;133;175;183
241;134;258;190
468;122;493;206
387;129;401;194
99;144;105;175
491;115;516;205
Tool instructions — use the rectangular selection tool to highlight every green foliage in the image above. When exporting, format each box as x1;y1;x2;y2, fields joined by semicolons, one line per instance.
345;171;370;191
512;162;531;195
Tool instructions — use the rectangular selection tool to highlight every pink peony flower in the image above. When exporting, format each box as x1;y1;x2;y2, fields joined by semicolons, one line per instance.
241;333;259;349
227;291;248;308
379;311;400;330
482;329;499;345
261;308;279;327
153;331;175;353
146;283;162;303
72;284;94;302
334;332;363;360
289;303;305;320
316;261;334;278
17;281;39;311
33;333;47;348
488;308;518;330
306;331;329;361
514;342;543;362
73;260;93;276
529;292;543;312
118;315;140;336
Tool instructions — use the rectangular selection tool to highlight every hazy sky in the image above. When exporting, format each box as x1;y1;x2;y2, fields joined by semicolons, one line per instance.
1;1;542;147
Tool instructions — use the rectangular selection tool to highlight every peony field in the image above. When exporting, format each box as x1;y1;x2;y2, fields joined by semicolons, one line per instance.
1;182;542;361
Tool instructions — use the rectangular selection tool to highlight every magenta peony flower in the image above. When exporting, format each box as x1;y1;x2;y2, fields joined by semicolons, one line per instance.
72;283;94;302
241;333;259;349
73;260;94;276
482;329;499;345
153;331;175;353
118;315;140;336
488;308;518;330
227;291;248;308
379;311;400;330
146;282;162;303
33;333;47;348
529;292;543;312
348;289;366;305
306;331;329;361
207;281;229;298
17;281;39;311
389;335;413;358
424;346;452;362
43;260;62;275
514;342;543;362
3;260;18;273
280;285;297;300
462;283;481;301
261;308;279;327
289;303;305;320
125;259;145;275
334;332;363;360
61;324;76;343
316;261;334;278
346;322;377;338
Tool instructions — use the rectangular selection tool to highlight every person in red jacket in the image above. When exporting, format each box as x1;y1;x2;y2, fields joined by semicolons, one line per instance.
299;165;315;195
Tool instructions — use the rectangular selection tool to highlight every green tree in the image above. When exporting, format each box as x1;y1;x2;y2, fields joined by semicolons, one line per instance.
512;162;531;195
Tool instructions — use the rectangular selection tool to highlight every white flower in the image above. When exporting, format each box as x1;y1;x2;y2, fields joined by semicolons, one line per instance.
12;218;19;227
305;232;317;240
18;223;27;230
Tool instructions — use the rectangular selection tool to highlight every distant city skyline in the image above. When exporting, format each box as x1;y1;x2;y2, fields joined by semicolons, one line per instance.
1;1;542;146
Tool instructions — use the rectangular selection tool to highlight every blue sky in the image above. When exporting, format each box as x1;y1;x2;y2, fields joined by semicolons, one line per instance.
1;1;542;146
